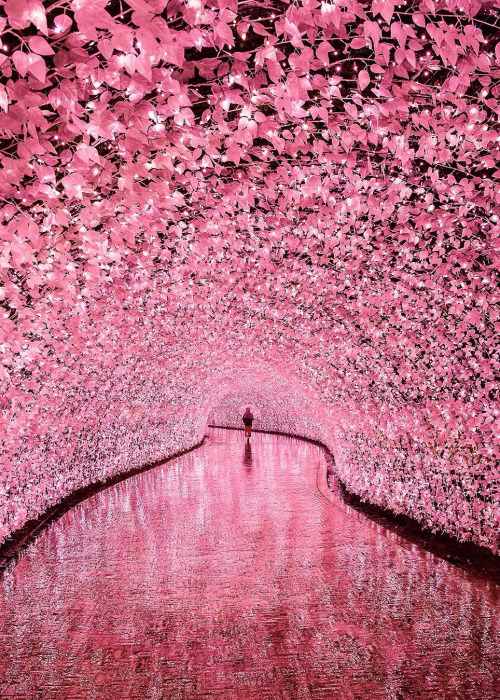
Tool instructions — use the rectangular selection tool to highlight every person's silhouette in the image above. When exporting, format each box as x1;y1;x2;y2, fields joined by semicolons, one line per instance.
242;407;254;440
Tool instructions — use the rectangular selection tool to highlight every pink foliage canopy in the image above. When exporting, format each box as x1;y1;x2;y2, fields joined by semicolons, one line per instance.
0;0;500;548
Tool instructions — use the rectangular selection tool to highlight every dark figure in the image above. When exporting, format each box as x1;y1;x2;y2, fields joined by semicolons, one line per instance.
242;407;254;440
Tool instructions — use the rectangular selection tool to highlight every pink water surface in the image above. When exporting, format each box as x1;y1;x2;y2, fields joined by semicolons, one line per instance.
1;428;499;699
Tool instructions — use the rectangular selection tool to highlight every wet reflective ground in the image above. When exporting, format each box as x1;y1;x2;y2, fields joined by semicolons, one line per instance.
1;428;499;699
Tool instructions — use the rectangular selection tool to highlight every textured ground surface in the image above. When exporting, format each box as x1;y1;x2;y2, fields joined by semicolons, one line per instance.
1;428;499;699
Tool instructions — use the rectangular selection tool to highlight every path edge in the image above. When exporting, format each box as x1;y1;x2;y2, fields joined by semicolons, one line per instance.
211;425;500;585
0;436;207;575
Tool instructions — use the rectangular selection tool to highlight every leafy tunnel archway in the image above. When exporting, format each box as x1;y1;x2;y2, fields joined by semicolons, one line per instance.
0;0;499;554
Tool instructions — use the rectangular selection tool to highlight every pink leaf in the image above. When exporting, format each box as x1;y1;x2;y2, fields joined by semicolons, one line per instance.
28;36;54;55
405;49;416;68
12;50;30;77
380;1;394;24
27;54;47;83
413;12;426;27
53;14;72;34
4;0;47;34
215;22;234;46
0;85;8;112
358;70;370;91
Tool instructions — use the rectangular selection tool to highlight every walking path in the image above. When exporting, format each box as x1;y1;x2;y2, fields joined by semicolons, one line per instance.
1;428;499;698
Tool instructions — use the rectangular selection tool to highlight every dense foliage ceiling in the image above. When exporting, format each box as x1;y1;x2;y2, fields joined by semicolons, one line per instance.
0;0;499;464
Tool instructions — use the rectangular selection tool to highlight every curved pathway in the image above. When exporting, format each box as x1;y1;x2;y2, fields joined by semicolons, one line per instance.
1;428;499;699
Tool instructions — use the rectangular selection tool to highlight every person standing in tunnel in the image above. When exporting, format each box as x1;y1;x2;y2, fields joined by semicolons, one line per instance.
242;407;254;440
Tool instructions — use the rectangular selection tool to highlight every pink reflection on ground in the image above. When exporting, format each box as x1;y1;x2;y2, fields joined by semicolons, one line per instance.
1;428;499;698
